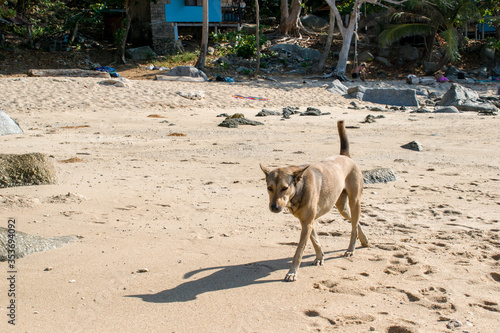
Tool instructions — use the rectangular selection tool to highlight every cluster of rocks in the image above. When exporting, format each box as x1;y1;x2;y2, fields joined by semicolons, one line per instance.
213;43;321;75
256;106;331;119
217;113;264;128
328;80;499;114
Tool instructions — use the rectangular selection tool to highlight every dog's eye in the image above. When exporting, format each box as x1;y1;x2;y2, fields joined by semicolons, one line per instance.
281;186;288;192
267;186;273;192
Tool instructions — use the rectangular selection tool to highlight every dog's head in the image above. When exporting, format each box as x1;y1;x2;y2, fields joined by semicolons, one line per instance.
260;163;309;213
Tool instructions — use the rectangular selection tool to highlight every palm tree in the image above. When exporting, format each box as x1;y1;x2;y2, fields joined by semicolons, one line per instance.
378;0;480;71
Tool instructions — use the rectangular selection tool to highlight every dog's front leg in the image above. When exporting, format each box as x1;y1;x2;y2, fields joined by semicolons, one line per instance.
285;220;313;282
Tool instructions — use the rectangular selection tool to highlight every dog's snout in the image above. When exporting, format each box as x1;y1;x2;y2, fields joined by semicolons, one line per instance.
270;203;282;213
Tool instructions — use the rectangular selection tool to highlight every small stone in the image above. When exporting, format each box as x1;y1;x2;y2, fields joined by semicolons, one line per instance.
401;141;423;151
69;280;76;283
446;320;462;329
44;267;53;271
137;268;149;273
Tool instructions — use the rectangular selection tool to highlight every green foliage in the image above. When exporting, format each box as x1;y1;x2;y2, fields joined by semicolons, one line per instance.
211;31;267;59
0;1;16;18
113;18;127;47
155;51;200;68
487;37;500;51
379;0;481;63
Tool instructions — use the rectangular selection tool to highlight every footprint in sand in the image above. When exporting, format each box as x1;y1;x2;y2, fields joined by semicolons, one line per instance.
471;300;500;313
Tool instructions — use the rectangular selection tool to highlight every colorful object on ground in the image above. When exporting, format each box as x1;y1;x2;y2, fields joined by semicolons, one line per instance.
94;66;119;77
232;95;269;101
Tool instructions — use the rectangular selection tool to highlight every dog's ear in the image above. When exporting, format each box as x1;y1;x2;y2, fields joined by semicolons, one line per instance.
260;163;271;177
293;165;309;183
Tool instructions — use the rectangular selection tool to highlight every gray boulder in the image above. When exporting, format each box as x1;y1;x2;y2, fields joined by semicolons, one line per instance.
423;62;438;74
358;51;374;63
0;110;23;136
491;65;500;77
327;79;348;95
375;56;392;67
362;168;397;184
398;45;420;62
348;87;418;106
165;66;208;81
270;44;321;62
480;46;495;64
434;106;459;113
470;67;489;79
444;66;461;78
0;227;76;261
301;14;328;29
437;83;498;112
125;46;157;61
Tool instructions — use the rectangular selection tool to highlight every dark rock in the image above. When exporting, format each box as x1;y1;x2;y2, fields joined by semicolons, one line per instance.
125;46;157;61
362;114;385;123
165;66;208;81
351;88;419;107
434;106;459;113
423;62;438;74
256;109;281;117
444;66;461;78
362;168;397;184
218;116;264;128
398;45;420;62
282;106;301;119
357;51;374;63
0;110;23;136
0;227;76;261
300;14;328;29
438;83;498;112
401;141;423;151
480;46;495;65
491;65;500;77
0;153;57;188
375;56;392;67
300;107;330;116
270;44;321;62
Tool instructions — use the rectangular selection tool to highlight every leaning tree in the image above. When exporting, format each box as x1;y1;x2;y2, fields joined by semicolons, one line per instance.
325;0;408;78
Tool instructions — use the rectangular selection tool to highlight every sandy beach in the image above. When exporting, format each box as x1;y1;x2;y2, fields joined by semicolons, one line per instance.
0;75;499;332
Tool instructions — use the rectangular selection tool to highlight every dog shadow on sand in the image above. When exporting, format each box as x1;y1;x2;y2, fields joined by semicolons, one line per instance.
127;250;347;303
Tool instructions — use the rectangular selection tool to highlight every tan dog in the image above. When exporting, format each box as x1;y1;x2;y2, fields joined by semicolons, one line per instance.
260;120;368;282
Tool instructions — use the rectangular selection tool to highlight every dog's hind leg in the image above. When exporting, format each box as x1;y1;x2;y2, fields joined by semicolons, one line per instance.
337;191;369;256
310;226;324;266
336;190;351;220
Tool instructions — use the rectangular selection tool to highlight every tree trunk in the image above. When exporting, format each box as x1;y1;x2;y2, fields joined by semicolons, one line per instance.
280;0;289;27
118;0;133;64
195;0;209;70
334;15;357;76
15;0;26;16
423;30;437;62
278;0;302;36
314;10;335;73
255;0;260;74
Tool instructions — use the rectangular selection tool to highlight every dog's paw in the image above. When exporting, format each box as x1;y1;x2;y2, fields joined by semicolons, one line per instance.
344;251;354;257
284;273;297;282
312;258;324;266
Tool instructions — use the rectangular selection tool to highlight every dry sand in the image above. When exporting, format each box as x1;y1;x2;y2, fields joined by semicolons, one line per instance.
0;76;499;333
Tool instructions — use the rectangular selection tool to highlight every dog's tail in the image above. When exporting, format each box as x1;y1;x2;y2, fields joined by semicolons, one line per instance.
337;120;350;157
